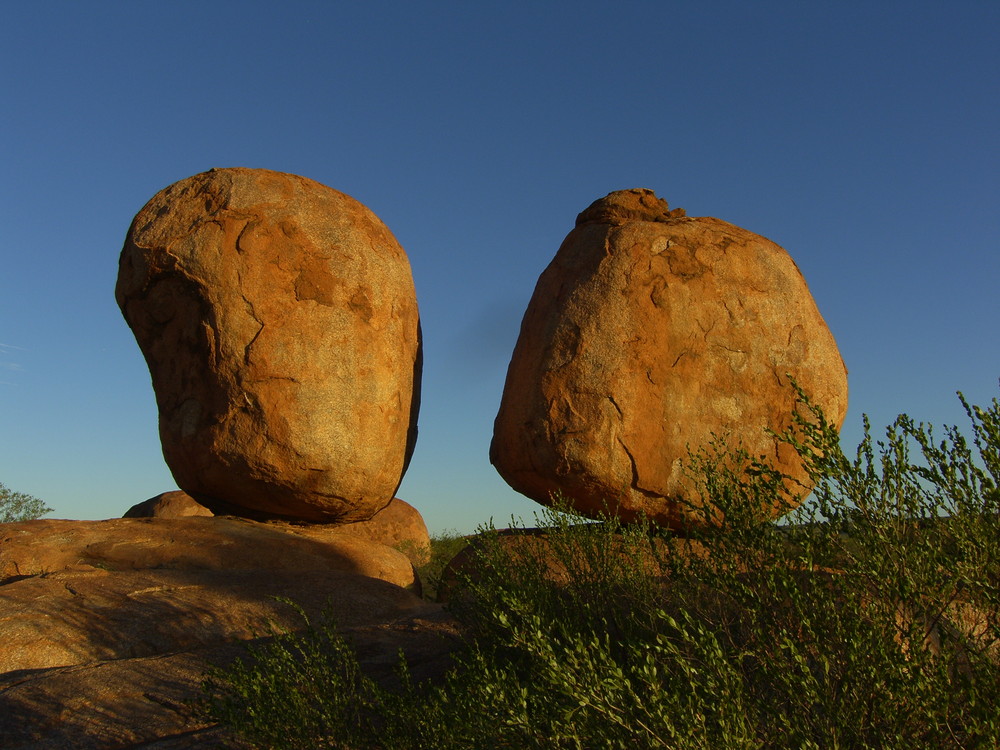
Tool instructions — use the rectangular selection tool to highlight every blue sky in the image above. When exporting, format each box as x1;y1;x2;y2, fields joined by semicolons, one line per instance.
2;1;998;535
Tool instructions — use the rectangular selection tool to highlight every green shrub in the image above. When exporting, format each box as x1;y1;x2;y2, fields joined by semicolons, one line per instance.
415;530;470;601
202;386;1000;749
0;482;52;523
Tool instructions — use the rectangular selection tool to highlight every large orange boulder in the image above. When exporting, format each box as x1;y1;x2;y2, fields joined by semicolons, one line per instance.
490;189;848;529
116;168;422;523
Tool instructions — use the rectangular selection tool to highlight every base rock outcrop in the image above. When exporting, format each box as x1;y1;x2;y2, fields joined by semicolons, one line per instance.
116;167;422;524
1;517;420;593
121;492;432;566
0;516;459;748
122;490;214;519
491;189;848;529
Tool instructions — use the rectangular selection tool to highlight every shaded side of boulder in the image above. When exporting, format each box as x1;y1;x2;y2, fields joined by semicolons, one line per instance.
490;189;848;529
115;167;421;524
120;493;431;564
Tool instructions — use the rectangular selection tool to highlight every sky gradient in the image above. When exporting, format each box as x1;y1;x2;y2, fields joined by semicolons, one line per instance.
2;1;998;534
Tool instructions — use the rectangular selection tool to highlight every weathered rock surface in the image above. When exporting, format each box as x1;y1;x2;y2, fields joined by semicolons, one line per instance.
0;646;243;750
0;518;460;748
326;496;432;565
120;492;432;566
116;167;422;523
491;189;848;528
1;606;461;749
123;490;214;518
0;567;424;674
0;574;458;749
0;517;419;591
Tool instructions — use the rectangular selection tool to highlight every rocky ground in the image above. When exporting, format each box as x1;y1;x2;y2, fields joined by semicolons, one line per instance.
0;514;461;748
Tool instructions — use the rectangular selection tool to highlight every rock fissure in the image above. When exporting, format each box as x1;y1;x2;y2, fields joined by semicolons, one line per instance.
242;314;265;367
607;394;624;419
616;437;663;502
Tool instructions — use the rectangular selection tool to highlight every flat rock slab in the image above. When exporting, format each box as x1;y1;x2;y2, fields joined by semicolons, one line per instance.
0;647;242;749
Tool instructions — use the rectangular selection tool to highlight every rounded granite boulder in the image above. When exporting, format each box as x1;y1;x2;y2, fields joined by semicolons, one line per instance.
490;189;848;529
116;168;422;523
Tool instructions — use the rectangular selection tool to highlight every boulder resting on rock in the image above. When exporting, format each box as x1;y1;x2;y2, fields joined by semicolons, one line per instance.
116;167;422;524
491;188;848;528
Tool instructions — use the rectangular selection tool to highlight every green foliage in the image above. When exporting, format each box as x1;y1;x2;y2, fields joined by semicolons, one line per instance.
202;386;1000;749
0;482;52;523
414;530;470;601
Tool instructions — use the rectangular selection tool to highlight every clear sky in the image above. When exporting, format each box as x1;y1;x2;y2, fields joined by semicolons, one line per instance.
2;2;998;535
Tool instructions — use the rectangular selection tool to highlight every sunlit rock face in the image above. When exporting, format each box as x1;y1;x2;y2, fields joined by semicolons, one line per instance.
116;168;421;523
491;188;848;529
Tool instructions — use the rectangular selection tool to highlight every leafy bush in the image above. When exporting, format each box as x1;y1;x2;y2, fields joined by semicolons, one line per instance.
414;530;470;601
0;482;52;523
202;386;1000;748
